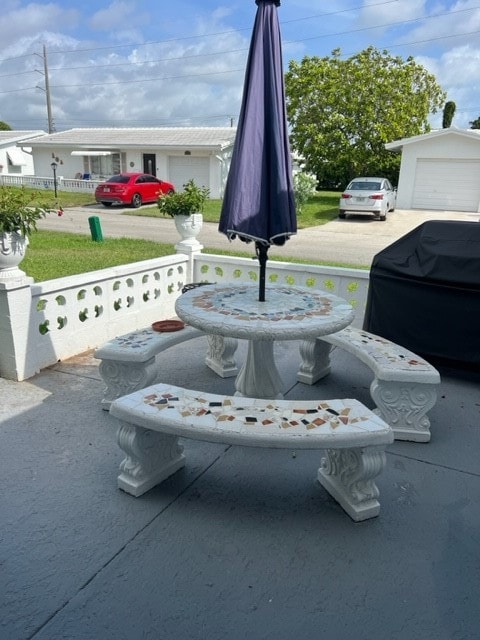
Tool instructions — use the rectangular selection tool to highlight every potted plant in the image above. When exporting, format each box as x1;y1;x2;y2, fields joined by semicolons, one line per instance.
0;185;62;279
157;179;209;247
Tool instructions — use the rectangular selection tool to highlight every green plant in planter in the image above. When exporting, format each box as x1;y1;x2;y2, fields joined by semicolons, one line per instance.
0;186;62;236
157;179;210;217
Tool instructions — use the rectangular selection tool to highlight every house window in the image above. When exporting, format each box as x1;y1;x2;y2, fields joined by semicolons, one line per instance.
81;153;122;178
91;153;121;177
7;156;22;174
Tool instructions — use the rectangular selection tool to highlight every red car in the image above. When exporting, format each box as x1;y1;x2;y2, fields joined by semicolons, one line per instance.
95;173;175;208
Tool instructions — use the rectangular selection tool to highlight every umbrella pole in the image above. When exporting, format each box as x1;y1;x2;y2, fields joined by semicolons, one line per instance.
256;242;269;302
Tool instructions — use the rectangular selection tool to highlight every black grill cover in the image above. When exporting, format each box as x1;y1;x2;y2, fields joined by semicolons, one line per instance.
363;220;480;370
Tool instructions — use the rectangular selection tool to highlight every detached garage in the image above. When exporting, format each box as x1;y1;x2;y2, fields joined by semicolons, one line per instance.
386;128;480;212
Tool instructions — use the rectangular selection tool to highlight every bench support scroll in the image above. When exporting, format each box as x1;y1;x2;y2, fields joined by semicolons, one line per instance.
117;422;185;497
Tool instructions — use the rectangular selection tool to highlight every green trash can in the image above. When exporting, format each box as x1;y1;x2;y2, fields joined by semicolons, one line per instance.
88;216;103;242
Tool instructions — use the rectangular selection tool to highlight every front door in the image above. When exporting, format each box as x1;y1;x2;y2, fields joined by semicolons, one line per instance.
143;154;156;176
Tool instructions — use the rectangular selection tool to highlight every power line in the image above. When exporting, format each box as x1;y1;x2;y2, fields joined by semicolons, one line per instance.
0;0;401;63
0;2;475;81
2;23;480;97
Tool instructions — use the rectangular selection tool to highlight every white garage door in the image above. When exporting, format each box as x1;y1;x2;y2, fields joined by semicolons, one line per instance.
412;159;480;212
168;156;210;192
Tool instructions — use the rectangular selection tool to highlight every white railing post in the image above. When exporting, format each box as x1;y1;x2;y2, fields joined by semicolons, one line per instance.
0;275;37;381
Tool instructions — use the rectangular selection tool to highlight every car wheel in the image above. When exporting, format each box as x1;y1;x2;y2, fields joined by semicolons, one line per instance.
101;202;112;208
338;210;346;219
131;193;142;208
379;213;387;221
167;189;174;195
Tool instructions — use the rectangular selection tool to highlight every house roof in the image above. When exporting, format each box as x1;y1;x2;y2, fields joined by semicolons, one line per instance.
386;127;480;151
0;130;46;147
26;127;237;150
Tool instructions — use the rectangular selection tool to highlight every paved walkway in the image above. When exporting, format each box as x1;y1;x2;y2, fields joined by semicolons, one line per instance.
38;205;480;267
2;339;479;640
5;205;480;638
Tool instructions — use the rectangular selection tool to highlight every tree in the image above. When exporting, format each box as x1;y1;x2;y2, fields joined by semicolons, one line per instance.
470;117;480;129
285;47;446;187
442;101;456;127
0;121;12;131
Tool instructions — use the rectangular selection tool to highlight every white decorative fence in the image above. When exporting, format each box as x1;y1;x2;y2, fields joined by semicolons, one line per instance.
193;254;369;320
0;244;369;381
0;174;101;193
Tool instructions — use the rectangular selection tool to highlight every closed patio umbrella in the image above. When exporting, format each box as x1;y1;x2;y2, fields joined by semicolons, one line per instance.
218;0;296;301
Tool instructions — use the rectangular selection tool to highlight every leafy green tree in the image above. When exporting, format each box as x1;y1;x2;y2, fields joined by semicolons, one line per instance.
285;47;446;187
442;101;456;127
470;116;480;129
0;121;12;131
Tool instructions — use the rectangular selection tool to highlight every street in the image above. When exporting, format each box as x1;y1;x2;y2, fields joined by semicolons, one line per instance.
37;204;479;268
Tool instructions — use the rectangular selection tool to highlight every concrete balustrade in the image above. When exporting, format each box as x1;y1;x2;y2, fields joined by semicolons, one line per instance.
0;241;369;381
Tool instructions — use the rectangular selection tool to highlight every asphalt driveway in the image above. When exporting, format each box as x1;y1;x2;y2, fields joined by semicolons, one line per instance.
38;205;479;268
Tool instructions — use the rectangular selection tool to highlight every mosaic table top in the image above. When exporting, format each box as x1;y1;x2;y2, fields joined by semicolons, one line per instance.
175;283;354;341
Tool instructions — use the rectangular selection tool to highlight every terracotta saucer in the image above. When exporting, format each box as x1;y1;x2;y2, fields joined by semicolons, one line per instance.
151;320;185;332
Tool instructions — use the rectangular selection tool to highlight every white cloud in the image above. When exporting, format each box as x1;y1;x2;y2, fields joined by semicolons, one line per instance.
358;0;427;27
0;3;78;53
417;45;480;126
395;1;480;48
89;1;148;32
2;0;480;131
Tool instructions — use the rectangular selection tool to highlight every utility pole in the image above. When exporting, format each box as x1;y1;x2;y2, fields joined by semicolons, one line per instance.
43;45;54;134
35;45;55;133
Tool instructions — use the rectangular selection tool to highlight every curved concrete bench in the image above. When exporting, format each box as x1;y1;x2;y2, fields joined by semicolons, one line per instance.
109;383;393;522
94;326;238;409
297;326;441;443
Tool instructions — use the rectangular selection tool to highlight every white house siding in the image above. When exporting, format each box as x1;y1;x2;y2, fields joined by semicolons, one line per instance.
391;130;480;212
0;130;45;177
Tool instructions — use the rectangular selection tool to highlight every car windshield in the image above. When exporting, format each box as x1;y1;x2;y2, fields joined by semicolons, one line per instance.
349;181;382;191
105;175;130;184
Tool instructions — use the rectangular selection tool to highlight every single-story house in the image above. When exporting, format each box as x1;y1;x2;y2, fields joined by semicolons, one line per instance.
386;127;480;212
23;127;237;198
0;130;45;177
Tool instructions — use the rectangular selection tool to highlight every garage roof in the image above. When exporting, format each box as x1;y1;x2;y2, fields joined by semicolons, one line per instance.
386;127;480;152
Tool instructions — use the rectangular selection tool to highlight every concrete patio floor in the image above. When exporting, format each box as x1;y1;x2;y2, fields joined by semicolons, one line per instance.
1;337;479;640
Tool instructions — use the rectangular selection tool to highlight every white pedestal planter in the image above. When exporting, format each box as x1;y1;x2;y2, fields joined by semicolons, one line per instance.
174;213;203;253
0;232;29;280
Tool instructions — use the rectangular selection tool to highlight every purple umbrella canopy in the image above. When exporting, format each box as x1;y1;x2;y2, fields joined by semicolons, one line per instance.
218;0;297;301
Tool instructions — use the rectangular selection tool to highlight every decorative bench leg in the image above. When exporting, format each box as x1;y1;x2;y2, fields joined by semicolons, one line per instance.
116;422;185;497
370;379;436;443
297;338;332;385
205;335;239;378
317;445;387;521
99;358;158;410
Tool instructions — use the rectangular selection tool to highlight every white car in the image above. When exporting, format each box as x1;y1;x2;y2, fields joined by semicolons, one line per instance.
339;177;396;221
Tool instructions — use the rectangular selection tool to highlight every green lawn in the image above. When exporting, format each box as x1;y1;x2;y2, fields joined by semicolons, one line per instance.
27;185;340;227
19;188;347;281
22;186;96;209
123;190;340;228
22;232;176;282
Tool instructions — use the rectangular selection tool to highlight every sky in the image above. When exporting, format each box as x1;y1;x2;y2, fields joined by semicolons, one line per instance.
1;0;480;133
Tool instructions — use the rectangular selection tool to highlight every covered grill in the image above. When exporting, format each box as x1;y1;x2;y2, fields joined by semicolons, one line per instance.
363;220;480;370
